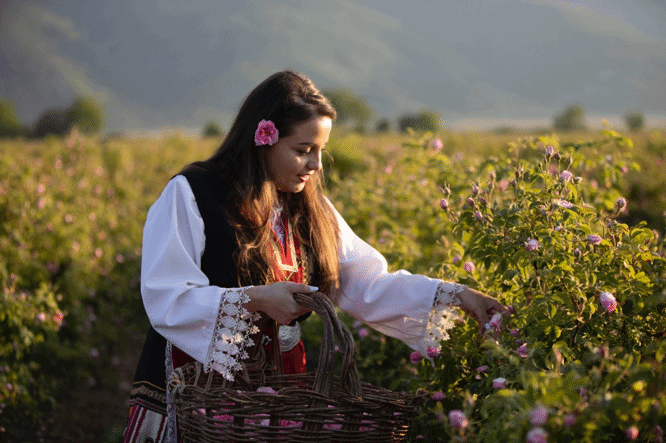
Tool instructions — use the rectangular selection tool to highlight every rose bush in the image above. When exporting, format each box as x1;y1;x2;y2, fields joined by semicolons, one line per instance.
326;128;665;442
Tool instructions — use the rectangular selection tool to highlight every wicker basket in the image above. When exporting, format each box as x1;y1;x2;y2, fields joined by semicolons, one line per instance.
168;292;427;442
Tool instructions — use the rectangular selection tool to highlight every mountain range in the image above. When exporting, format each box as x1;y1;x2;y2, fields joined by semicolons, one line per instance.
1;0;665;134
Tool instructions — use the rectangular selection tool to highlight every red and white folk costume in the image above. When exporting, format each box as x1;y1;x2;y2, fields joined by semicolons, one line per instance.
123;173;464;442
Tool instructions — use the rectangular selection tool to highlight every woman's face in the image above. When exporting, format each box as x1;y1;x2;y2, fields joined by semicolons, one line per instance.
264;116;332;193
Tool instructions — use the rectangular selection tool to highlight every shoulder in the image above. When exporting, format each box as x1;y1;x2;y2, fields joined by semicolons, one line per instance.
177;163;231;202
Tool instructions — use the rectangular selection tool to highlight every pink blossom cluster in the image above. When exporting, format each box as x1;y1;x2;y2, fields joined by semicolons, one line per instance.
410;351;422;364
560;170;573;183
529;406;548;426
492;377;507;389
431;391;446;401
464;262;475;273
587;234;602;245
426;346;440;359
599;291;617;313
448;410;468;432
516;343;528;358
525;238;539;251
525;427;548;443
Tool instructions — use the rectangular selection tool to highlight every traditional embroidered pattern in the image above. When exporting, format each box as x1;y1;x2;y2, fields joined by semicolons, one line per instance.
422;281;465;355
204;287;261;381
270;210;299;275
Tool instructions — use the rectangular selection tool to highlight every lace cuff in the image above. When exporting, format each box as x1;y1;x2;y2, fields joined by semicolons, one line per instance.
422;281;466;355
204;287;261;381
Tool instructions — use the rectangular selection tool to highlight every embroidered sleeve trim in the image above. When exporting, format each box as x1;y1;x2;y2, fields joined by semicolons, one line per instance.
204;286;261;381
422;281;466;355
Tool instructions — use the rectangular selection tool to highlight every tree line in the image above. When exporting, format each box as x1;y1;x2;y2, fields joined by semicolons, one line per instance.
0;96;105;139
0;92;647;140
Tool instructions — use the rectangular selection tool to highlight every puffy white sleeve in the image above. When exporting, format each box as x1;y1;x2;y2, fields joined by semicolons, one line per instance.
141;175;259;381
328;200;465;356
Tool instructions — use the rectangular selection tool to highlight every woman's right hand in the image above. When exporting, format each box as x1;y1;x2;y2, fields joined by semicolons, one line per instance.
245;282;317;325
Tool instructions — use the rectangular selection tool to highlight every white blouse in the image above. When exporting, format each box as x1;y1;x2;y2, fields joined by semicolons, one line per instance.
141;175;464;382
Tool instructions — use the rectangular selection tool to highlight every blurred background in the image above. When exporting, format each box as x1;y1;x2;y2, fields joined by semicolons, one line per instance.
1;0;665;136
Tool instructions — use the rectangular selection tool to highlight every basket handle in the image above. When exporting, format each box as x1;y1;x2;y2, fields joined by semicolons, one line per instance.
292;292;362;398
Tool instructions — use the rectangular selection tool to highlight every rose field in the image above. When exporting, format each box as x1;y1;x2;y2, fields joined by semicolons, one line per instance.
1;126;665;442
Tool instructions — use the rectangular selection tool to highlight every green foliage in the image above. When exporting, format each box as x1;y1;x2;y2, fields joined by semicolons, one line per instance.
202;120;223;138
323;129;666;442
2;126;665;440
398;110;442;133
624;112;645;132
553;104;588;132
322;89;374;132
66;96;104;135
0;100;24;138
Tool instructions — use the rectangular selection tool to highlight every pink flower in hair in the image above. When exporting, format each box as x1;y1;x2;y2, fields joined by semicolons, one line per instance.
254;119;279;146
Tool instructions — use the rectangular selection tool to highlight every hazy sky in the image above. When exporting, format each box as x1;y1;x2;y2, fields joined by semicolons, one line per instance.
1;0;665;133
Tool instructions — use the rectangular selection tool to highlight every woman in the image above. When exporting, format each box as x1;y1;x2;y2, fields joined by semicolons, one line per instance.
123;70;505;442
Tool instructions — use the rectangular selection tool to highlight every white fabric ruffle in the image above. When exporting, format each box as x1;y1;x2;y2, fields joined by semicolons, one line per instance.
204;287;261;381
421;281;465;356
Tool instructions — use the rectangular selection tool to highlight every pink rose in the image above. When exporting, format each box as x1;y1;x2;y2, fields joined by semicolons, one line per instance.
599;291;617;313
426;347;441;359
477;365;488;373
615;197;627;212
517;343;528;358
488;313;502;329
587;234;602;245
358;327;370;339
467;197;475;207
474;211;483;221
448;410;468;431
626;426;639;441
410;351;422;364
526;427;548;443
431;138;443;151
440;198;449;210
529;406;548;426
464;262;475;273
560;170;573;183
545;145;554;156
431;391;446;401
254;119;279;146
492;377;507;389
525;238;539;251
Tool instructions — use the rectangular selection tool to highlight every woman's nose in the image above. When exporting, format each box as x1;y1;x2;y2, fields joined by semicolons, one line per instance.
307;151;322;171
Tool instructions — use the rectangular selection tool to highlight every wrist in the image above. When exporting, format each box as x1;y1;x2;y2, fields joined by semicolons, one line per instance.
244;286;262;312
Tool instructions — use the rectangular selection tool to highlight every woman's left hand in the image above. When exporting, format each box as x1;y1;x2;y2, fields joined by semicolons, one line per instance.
457;287;508;334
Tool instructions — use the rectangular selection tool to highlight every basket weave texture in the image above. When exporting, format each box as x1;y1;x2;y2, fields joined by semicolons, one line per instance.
168;292;426;442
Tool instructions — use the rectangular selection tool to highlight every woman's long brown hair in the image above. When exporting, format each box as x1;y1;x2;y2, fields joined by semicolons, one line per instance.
180;70;340;295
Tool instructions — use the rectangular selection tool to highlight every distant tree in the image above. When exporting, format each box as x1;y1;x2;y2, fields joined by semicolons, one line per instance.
66;96;104;134
624;112;644;132
0;100;23;138
32;108;70;138
398;110;441;133
553;104;587;132
375;118;390;133
202;120;223;138
322;89;373;132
